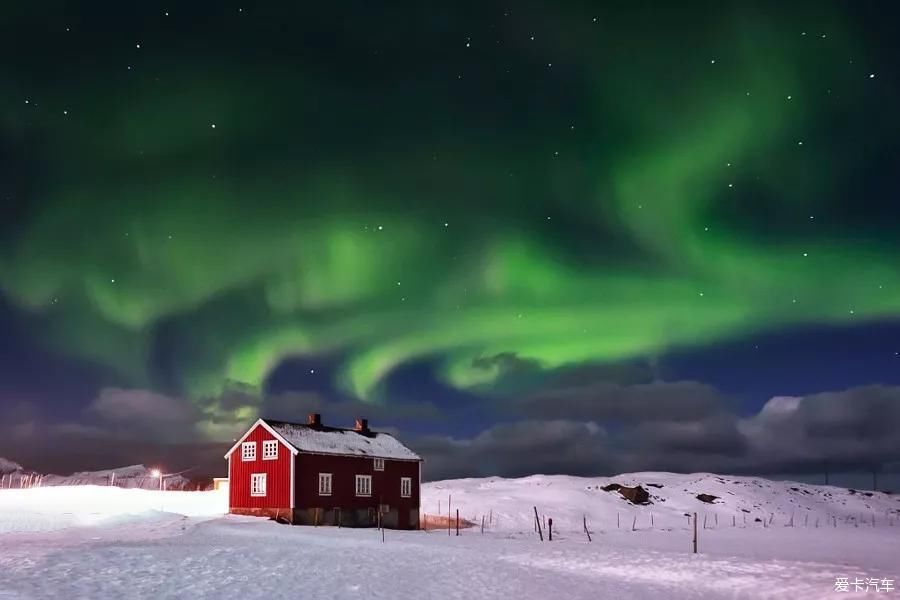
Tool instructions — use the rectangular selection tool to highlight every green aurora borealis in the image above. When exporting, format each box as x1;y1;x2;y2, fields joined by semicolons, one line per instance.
2;2;899;428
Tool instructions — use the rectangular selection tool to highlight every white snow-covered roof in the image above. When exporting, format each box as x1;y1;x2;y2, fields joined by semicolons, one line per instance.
262;419;421;461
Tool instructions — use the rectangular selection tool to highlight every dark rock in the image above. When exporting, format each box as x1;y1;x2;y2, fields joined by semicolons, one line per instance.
696;493;719;504
601;483;649;504
646;483;664;489
618;485;650;505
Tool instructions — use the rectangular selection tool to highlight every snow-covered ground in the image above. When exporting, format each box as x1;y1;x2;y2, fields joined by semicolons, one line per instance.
1;473;898;599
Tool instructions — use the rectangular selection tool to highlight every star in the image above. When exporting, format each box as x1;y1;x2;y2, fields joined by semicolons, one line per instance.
869;73;875;79
377;225;383;231
309;369;315;374
443;222;449;227
110;278;116;283
803;252;808;257
211;123;216;128
136;43;141;49
787;95;792;100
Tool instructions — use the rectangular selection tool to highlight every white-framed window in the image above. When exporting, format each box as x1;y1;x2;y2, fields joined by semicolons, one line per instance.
373;458;385;471
262;440;278;460
241;441;256;461
250;473;267;497
318;473;332;496
355;474;372;497
400;477;412;498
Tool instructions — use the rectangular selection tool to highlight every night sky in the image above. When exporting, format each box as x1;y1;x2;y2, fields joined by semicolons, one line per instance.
2;1;900;483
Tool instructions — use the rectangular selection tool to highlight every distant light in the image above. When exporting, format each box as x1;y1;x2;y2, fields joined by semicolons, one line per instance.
150;469;161;478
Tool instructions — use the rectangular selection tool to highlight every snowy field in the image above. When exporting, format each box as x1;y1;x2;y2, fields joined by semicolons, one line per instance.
1;473;898;599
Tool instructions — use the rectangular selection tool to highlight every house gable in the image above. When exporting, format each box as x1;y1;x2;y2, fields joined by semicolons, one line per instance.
224;418;300;460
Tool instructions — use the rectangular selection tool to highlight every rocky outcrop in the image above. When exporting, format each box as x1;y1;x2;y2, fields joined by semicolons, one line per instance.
602;483;650;505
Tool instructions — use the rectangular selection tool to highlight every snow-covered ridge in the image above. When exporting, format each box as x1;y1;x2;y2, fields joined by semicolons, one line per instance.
0;457;24;475
0;460;193;490
423;472;900;533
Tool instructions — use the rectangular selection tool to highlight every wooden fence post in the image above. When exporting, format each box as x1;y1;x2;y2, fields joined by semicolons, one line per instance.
533;506;543;541
693;512;698;554
583;514;592;542
617;512;620;529
632;515;636;531
481;515;485;534
456;509;460;536
448;495;452;537
548;518;553;541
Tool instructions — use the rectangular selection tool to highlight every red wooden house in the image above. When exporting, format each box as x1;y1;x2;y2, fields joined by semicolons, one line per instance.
224;414;422;529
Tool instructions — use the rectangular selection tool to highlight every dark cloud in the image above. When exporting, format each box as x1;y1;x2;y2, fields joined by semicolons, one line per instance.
740;386;900;472
86;388;201;442
407;384;900;480
409;420;611;481
515;380;730;423
260;392;443;427
3;381;900;482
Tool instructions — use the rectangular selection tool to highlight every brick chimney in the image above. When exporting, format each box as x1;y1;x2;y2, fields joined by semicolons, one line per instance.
354;418;369;433
307;413;322;427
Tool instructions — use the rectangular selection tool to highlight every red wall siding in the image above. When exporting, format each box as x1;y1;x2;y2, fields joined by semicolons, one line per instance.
296;453;420;510
228;425;292;510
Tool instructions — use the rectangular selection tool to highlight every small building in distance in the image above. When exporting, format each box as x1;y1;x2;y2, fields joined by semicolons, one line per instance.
224;413;422;529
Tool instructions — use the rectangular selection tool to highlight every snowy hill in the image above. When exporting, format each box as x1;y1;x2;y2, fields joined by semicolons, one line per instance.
0;460;194;490
0;457;24;475
41;464;192;490
423;472;900;534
